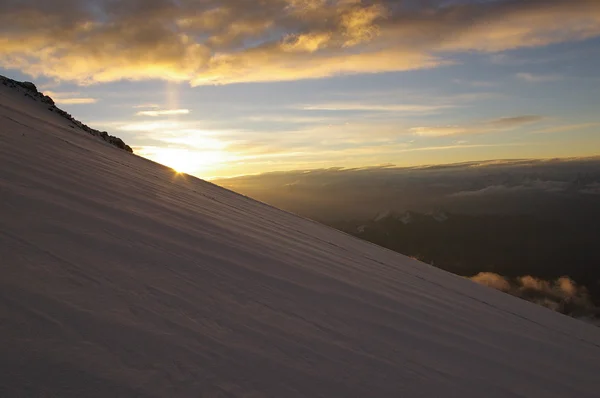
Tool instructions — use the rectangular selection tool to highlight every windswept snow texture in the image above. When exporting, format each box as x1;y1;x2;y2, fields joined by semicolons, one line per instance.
1;83;600;398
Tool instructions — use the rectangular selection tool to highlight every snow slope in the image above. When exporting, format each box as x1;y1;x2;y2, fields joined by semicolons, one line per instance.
1;81;599;398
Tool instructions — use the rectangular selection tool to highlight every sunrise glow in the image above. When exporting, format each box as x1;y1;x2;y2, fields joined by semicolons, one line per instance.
1;0;598;179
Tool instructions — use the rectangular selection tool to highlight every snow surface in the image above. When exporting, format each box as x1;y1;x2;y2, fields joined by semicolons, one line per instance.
1;81;600;398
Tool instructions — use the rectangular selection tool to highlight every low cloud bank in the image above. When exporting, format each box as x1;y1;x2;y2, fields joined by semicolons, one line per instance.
470;272;600;324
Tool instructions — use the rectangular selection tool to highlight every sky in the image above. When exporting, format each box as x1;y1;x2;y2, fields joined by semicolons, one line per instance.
1;0;600;179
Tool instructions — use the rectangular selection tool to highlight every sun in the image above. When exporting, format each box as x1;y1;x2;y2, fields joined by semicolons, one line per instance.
164;154;198;174
144;147;229;176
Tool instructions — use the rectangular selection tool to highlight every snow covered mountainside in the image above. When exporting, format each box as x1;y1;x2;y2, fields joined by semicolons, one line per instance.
1;80;600;398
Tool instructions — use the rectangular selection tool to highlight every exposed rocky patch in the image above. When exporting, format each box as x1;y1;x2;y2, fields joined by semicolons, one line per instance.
1;75;133;153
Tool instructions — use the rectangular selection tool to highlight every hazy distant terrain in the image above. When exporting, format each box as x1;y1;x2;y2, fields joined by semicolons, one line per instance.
216;158;600;321
216;158;600;222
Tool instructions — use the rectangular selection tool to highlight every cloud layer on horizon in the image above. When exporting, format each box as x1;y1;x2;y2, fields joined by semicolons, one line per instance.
1;0;600;85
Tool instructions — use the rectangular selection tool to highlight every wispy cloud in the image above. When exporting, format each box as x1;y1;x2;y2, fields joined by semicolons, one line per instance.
451;180;569;197
397;143;527;153
489;54;545;66
136;109;190;117
411;115;543;137
133;104;160;109
299;103;456;113
243;115;338;124
117;120;187;132
489;115;543;127
411;126;467;137
533;123;600;134
43;91;97;105
453;79;498;88
54;98;97;105
516;73;563;83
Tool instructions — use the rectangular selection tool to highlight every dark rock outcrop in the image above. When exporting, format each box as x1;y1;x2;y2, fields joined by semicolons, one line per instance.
19;81;38;93
1;75;133;153
41;95;55;106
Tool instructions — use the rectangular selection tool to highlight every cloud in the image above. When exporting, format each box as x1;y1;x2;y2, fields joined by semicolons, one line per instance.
411;115;543;137
117;120;186;132
299;103;455;113
470;272;599;321
243;115;337;124
488;115;543;127
516;73;563;83
136;109;190;117
453;79;498;88
451;180;569;197
43;91;97;105
470;272;511;292
53;97;97;105
133;104;160;109
1;0;600;84
533;123;600;134
411;126;468;137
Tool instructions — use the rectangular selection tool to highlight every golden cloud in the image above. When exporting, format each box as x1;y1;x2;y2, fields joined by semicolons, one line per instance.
53;97;97;105
136;109;190;117
1;0;599;84
411;115;544;137
43;91;97;105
